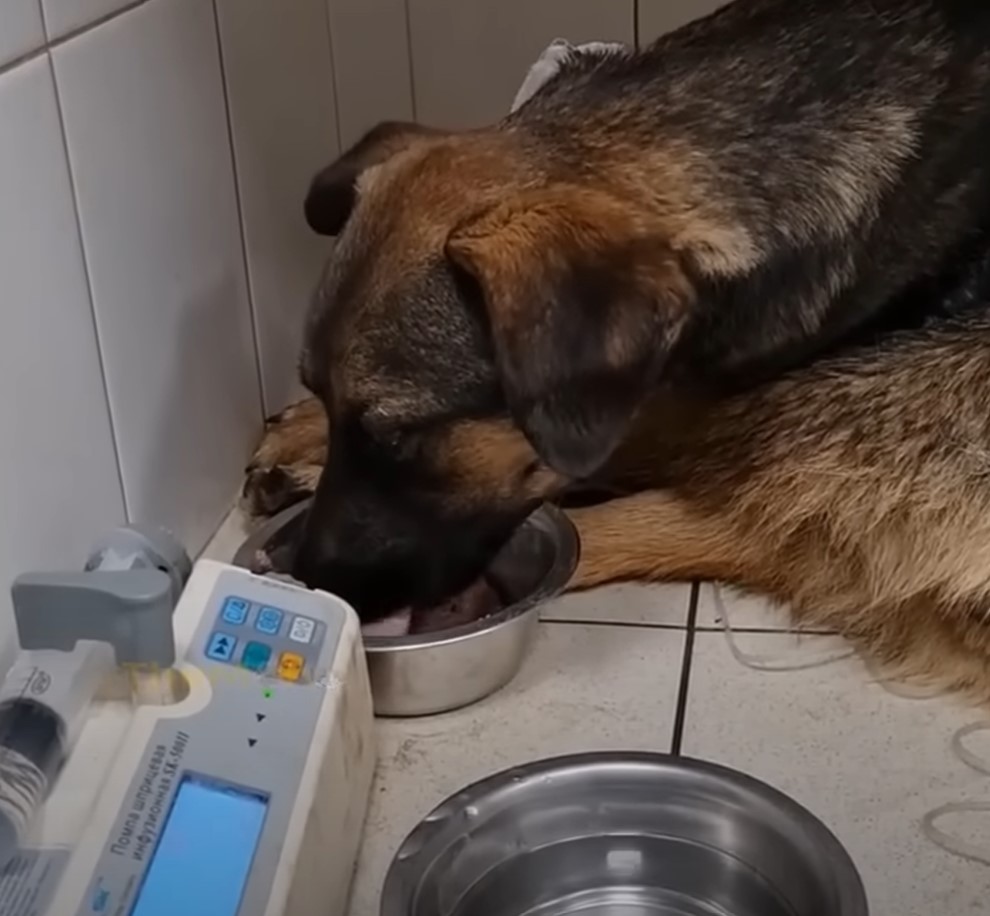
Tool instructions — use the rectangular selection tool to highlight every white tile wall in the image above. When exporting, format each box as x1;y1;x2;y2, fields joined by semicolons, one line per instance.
408;0;635;128
52;0;261;555
215;0;340;416
327;0;414;150
0;56;125;662
41;0;133;41
638;0;730;46
0;0;45;68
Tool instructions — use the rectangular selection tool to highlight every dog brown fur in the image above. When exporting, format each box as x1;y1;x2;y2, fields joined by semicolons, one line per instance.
244;0;990;702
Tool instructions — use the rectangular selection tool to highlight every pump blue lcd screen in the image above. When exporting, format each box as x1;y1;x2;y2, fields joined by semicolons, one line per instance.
129;774;268;916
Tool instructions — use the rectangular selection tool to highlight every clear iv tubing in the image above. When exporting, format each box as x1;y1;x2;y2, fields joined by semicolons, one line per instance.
711;583;990;867
712;584;856;671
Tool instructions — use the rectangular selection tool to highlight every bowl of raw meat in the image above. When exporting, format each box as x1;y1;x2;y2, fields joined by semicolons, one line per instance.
232;499;579;716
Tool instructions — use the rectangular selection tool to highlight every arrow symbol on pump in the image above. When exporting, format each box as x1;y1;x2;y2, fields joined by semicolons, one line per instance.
248;738;258;747
255;713;266;722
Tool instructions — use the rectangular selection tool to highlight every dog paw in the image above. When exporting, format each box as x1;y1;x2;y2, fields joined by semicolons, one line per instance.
241;463;320;519
252;398;327;467
242;398;327;519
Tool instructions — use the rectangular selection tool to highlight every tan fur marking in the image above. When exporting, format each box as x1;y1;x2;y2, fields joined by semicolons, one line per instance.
617;142;763;276
446;185;694;340
568;491;760;588
437;419;565;506
566;318;990;706
250;398;327;469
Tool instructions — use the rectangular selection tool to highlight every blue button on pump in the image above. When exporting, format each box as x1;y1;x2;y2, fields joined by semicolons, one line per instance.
255;607;283;636
241;641;272;673
206;632;237;662
221;597;249;625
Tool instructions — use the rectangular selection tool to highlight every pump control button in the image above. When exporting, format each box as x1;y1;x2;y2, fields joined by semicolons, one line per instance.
207;632;237;662
277;652;304;682
288;616;315;644
241;641;272;673
255;607;283;635
221;597;249;625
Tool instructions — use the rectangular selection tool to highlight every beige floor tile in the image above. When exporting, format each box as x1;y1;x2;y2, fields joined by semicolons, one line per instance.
683;632;990;916
542;582;692;627
347;622;686;916
695;581;835;632
200;502;252;562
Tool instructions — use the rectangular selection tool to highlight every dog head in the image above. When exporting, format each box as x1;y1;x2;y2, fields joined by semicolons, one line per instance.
291;121;694;618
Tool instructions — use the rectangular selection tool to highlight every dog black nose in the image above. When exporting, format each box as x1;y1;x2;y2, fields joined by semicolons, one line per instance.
290;509;420;618
291;546;422;621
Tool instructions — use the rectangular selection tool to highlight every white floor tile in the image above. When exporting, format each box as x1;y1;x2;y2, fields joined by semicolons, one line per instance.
347;622;686;916
199;502;251;562
542;582;691;627
0;0;44;68
53;0;261;555
683;631;990;916
695;581;834;632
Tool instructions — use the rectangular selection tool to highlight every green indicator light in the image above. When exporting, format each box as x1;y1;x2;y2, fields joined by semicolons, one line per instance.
263;687;273;699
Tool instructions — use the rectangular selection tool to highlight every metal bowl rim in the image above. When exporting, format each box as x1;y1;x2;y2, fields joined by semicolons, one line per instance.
380;750;869;916
232;499;580;650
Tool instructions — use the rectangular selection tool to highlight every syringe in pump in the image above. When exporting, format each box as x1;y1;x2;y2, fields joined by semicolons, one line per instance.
0;525;192;869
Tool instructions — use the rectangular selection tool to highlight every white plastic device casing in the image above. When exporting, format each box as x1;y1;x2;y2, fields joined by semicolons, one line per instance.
36;559;376;916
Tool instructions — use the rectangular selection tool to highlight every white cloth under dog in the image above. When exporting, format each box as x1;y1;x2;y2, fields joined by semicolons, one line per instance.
510;38;628;113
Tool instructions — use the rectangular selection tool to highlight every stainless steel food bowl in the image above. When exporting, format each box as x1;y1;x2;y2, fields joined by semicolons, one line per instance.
381;752;869;916
232;500;579;717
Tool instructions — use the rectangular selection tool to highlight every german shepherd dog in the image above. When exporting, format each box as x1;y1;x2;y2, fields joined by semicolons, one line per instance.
243;0;990;701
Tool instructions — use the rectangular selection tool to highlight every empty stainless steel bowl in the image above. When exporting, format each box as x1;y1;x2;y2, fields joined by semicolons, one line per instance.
381;752;869;916
232;499;579;717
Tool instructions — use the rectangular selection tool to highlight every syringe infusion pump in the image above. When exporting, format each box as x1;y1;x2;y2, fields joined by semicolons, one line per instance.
0;525;375;916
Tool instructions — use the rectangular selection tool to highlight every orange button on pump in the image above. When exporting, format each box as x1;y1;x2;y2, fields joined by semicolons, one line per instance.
277;651;304;682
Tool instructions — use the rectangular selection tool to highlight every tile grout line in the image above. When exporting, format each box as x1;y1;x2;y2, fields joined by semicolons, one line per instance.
45;50;131;522
694;625;837;636
209;0;266;422
0;43;48;79
321;0;343;154
402;0;418;121
541;617;686;632
541;618;836;636
35;0;48;43
669;582;699;756
0;0;154;79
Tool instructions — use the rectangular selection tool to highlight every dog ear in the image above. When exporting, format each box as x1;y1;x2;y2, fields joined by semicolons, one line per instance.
304;121;442;236
445;187;693;479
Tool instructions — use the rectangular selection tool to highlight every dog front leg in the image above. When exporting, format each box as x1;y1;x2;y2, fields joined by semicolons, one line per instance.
565;490;760;591
242;397;328;518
